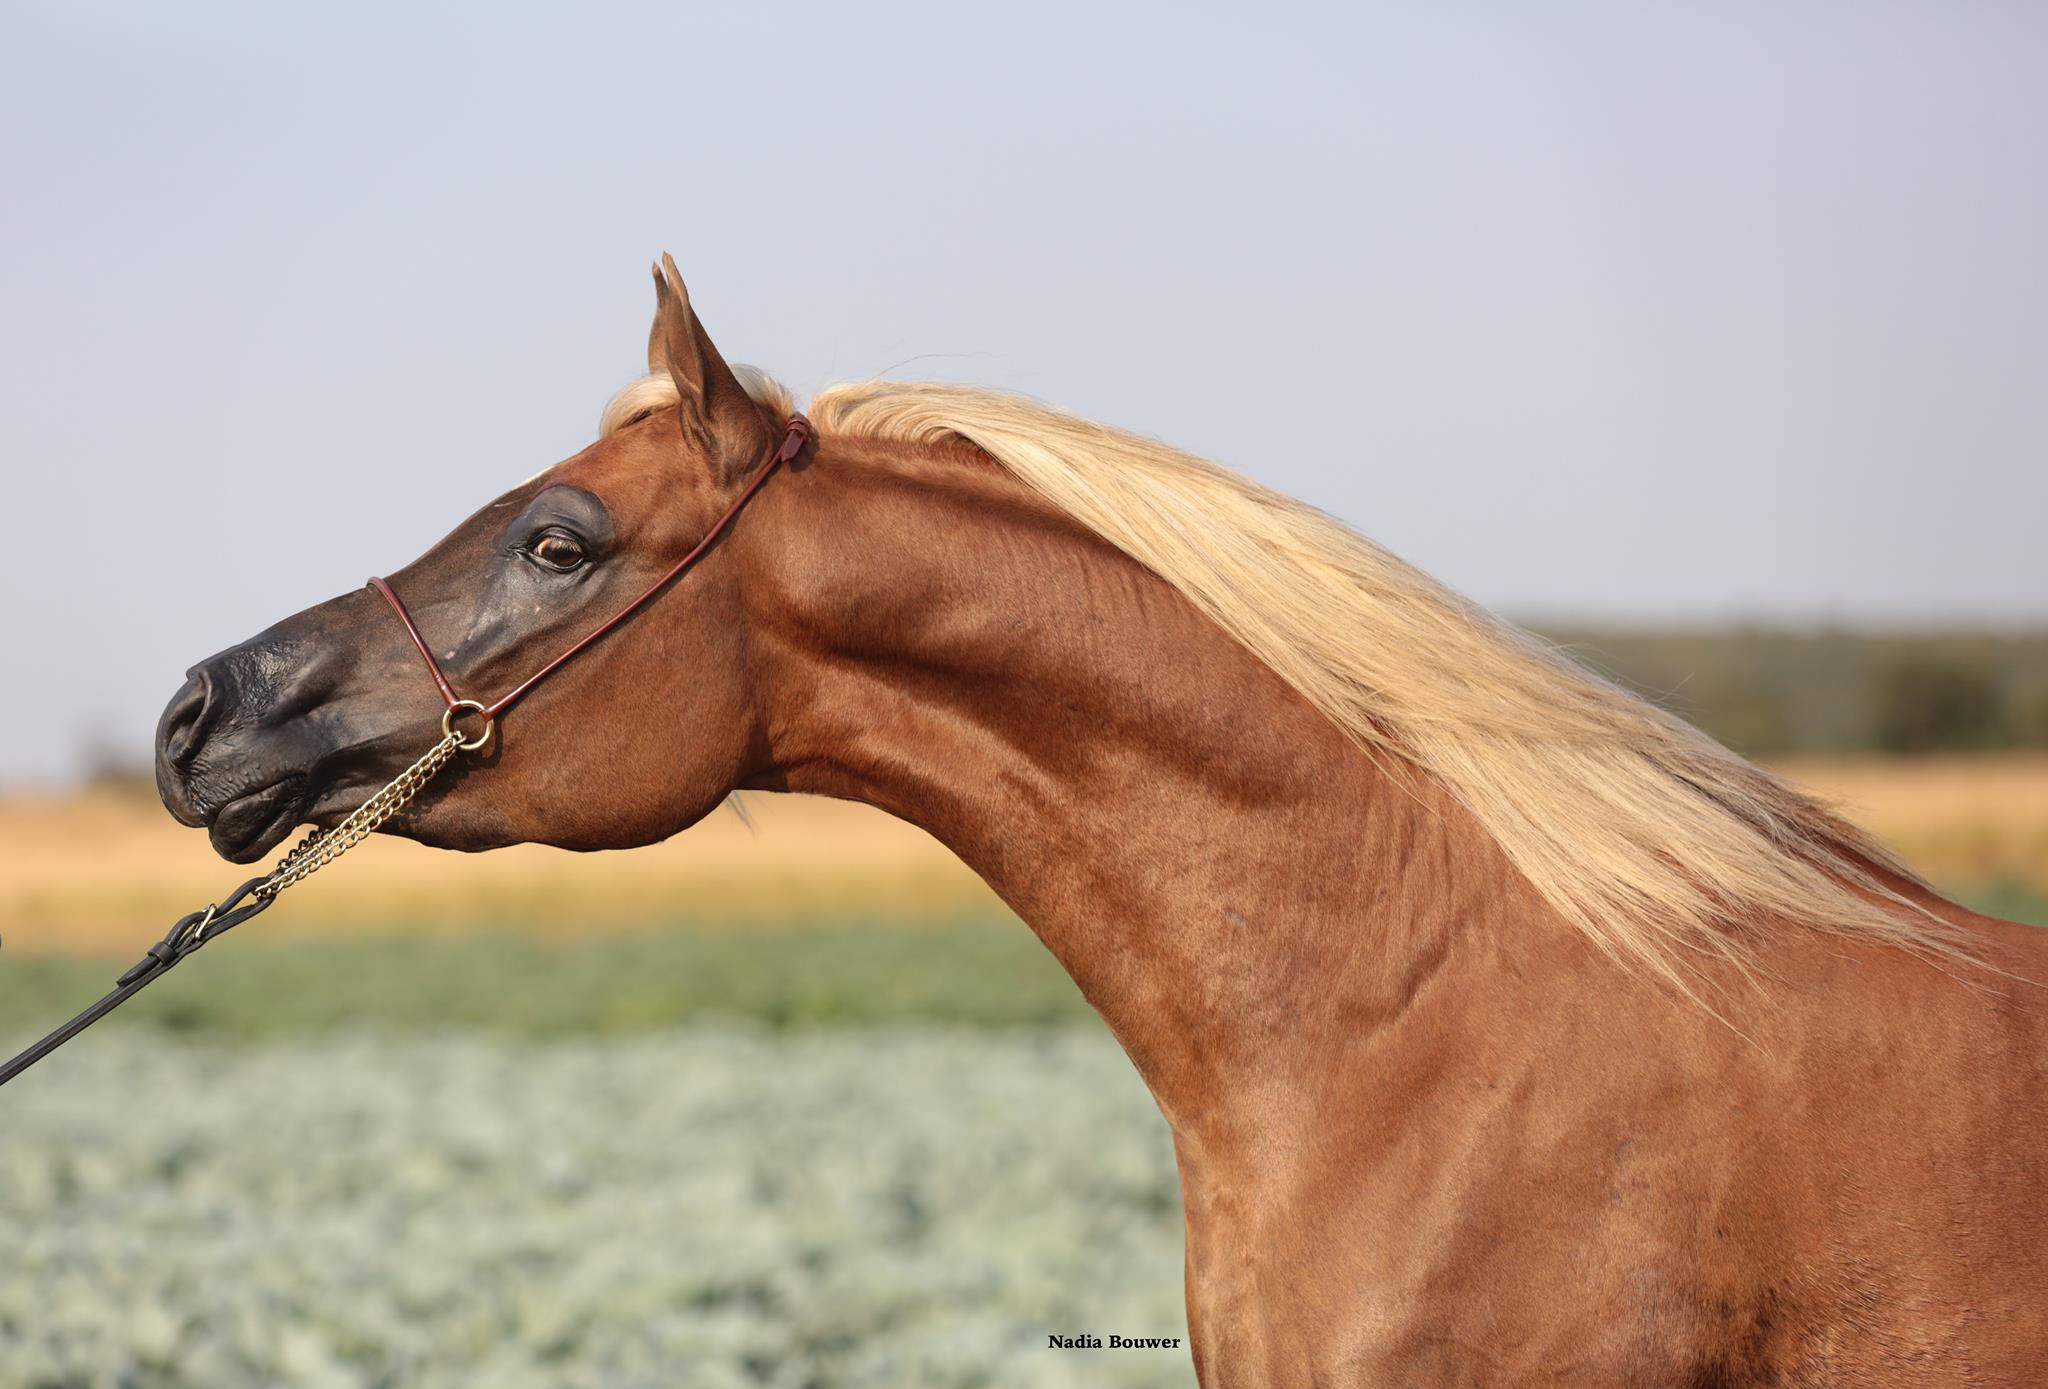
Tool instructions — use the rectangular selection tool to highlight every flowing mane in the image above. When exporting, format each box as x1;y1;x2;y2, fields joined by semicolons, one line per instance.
605;372;1967;986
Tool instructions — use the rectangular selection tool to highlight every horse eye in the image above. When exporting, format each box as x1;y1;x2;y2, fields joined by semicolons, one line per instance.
530;533;587;571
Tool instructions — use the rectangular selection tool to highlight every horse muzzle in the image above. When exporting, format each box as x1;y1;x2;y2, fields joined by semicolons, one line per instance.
154;636;340;862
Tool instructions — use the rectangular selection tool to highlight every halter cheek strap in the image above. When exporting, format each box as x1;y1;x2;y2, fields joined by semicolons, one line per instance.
368;413;812;750
0;418;819;1091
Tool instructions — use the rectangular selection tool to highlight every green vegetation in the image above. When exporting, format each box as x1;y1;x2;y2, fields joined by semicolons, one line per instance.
0;917;1094;1041
1;1028;1192;1389
1532;626;2048;757
1960;882;2048;931
6;887;2041;1043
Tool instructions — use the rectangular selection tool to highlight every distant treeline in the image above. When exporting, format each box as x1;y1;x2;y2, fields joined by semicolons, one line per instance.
1530;626;2048;758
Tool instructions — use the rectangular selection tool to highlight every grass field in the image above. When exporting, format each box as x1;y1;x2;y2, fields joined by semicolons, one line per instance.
0;754;2040;1040
1767;753;2048;895
5;755;2044;958
0;1027;1191;1389
0;756;2041;1389
0;918;1092;1038
0;792;1003;956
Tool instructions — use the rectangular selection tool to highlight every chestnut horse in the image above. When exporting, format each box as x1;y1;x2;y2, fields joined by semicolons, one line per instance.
156;260;2048;1387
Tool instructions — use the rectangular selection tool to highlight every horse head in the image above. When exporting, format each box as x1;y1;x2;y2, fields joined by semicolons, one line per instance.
154;258;791;862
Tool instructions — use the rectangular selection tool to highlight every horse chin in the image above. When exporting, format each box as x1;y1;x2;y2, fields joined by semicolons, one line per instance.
206;775;312;863
293;777;508;856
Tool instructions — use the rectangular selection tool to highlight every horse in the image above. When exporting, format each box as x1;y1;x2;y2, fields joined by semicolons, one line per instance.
154;257;2048;1387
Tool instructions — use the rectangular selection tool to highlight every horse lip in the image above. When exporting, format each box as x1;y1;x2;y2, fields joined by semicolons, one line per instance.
157;769;208;828
205;774;310;863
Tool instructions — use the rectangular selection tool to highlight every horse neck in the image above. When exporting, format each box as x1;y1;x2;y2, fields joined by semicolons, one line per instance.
737;435;1565;1134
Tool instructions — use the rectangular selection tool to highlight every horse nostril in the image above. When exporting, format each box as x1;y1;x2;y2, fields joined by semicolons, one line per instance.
159;669;217;767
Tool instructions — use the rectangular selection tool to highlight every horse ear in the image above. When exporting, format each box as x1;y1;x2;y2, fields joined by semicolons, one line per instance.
646;255;776;478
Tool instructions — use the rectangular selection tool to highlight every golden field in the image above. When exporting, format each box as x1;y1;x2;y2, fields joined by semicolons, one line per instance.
1767;754;2048;891
1;755;2042;956
0;791;1001;956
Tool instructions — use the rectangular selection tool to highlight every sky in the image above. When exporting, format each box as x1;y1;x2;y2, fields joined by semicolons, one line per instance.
1;1;2043;784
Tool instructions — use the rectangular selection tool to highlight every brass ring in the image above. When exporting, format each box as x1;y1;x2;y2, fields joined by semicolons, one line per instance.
441;699;496;753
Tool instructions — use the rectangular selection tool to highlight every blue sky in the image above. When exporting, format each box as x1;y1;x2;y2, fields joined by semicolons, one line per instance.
2;1;2043;782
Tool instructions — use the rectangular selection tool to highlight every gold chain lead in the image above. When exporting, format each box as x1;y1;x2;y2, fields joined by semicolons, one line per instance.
254;732;465;899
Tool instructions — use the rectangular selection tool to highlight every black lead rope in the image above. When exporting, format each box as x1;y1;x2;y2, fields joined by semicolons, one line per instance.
0;874;276;1087
0;726;473;1091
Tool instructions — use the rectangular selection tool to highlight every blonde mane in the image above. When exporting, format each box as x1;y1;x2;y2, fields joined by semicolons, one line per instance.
607;372;1967;986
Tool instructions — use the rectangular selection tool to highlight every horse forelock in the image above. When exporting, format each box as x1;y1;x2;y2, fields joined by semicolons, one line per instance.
598;367;791;442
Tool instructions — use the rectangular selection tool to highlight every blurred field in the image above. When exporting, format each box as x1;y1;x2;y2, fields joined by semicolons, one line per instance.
0;1027;1192;1389
0;759;2040;1389
1770;753;2048;894
0;791;1002;956
3;755;2044;957
0;754;2038;1043
0;920;1092;1038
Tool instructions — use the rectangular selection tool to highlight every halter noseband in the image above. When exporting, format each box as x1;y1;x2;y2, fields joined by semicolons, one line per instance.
0;413;815;1091
369;413;812;752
